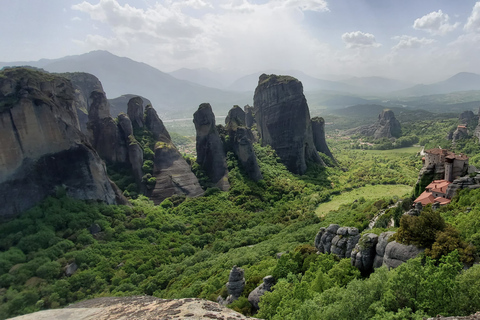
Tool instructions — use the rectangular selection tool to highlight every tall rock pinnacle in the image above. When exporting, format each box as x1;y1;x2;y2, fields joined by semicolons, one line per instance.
193;103;230;191
253;74;324;174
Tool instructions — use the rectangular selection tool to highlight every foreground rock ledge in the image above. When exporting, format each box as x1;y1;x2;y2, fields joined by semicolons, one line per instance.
10;296;259;320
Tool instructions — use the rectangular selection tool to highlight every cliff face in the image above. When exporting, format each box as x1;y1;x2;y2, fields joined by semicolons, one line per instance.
0;67;124;218
253;74;323;174
146;105;203;203
225;106;262;182
193;103;230;190
311;117;335;163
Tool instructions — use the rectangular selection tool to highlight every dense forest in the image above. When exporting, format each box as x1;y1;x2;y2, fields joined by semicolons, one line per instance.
2;114;480;319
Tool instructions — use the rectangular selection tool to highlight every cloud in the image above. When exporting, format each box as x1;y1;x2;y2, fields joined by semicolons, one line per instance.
413;10;459;35
465;2;480;33
341;31;381;49
71;0;333;72
392;35;436;50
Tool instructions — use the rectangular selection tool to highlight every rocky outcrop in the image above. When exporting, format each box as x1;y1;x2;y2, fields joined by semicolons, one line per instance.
0;67;125;218
330;227;361;259
315;224;340;253
311;116;335;163
218;266;245;305
109;94;152;118
346;109;401;140
60;72;105;134
127;96;144;129
253;74;324;174
351;233;378;275
145;105;171;143
150;140;204;204
248;276;275;310
459;110;476;125
453;126;469;143
10;296;259;320
245;105;255;128
383;241;424;269
373;231;395;269
445;175;480;199
193;103;229;190
225;106;262;182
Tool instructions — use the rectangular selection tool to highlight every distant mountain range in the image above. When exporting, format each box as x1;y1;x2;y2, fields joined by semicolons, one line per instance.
2;51;480;117
0;51;251;118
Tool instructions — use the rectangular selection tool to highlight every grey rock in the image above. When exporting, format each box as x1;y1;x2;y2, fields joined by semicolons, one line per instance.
248;276;275;310
346;109;401;140
225;105;246;129
331;229;360;259
311;117;335;163
383;241;424;269
127;96;144;128
193;103;229;191
88;223;102;235
223;266;245;305
253;74;324;174
446;175;480;199
109;94;152;118
117;113;134;138
319;224;340;253
145;105;171;143
452;126;468;143
65;262;78;277
351;233;378;275
244;105;255;128
232;127;263;182
376;231;396;257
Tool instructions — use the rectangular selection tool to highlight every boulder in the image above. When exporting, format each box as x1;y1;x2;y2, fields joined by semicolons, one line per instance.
311;117;335;163
373;231;396;268
127;96;144;128
193;103;229;191
65;262;78;277
248;276;275;310
88;223;102;235
351;233;378;275
330;227;360;259
0;68;126;218
383;241;424;269
315;224;340;253
222;266;245;305
253;74;324;174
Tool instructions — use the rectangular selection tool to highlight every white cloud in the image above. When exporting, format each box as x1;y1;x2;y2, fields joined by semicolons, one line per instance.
71;0;332;72
392;35;436;50
413;10;459;35
465;2;480;33
341;31;381;49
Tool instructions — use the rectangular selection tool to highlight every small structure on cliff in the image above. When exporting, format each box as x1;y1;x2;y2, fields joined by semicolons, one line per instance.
414;180;452;206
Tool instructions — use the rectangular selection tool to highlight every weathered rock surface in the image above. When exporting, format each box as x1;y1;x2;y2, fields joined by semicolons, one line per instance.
218;266;245;305
145;105;171;143
446;175;480;199
225;106;262;182
10;296;259;320
315;224;340;253
248;275;275;310
373;231;396;268
109;94;152;118
150;140;204;204
351;233;379;275
383;241;424;269
346;109;401;140
459;110;477;125
65;262;78;277
311;116;335;163
127;96;144;128
60;72;105;134
330;227;361;259
193;103;229;190
245;105;255;128
0;68;125;218
453;126;469;143
253;74;324;174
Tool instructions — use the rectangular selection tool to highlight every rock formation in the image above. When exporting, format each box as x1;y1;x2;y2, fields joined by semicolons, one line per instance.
225;106;263;182
459;110;476;125
311;116;335;163
9;296;259;320
248;276;275;310
108;94;152;118
351;233;378;275
244;105;255;128
193;103;230;190
316;225;422;272
253;74;324;174
445;174;480;199
0;67;125;218
346;109;401;140
145;105;171;143
127;96;144;129
452;125;469;143
218;266;245;305
383;241;425;269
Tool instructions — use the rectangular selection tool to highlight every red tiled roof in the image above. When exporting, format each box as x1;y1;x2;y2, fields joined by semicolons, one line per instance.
426;180;451;193
414;191;435;206
434;197;451;205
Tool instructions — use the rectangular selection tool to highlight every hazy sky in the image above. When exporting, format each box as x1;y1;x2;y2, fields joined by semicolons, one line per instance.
1;0;480;82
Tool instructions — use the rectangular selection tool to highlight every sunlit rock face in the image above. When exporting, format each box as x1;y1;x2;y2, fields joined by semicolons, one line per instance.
253;74;323;175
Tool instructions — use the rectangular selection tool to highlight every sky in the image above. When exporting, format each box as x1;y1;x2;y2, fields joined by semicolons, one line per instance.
1;0;480;83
